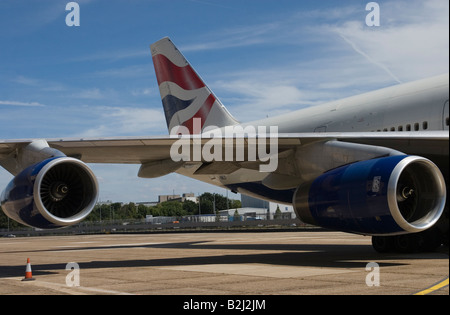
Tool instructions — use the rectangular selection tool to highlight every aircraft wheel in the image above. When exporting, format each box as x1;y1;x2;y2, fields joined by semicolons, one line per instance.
372;236;394;253
418;229;442;252
394;234;419;253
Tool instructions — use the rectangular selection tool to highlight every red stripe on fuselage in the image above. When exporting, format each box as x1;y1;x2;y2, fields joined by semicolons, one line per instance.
153;54;205;91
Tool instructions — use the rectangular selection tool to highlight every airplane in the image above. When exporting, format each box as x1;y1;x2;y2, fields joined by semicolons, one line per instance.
1;37;448;254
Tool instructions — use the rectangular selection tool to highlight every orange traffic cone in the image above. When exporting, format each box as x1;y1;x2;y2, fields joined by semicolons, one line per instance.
22;258;35;281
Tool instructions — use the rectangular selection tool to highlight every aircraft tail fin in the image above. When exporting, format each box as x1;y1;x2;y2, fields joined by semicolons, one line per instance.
151;37;239;134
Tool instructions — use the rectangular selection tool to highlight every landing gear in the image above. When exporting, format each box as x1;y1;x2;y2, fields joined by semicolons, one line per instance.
372;227;444;253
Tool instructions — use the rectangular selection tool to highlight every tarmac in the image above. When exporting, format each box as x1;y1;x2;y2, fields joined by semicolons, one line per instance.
0;231;448;295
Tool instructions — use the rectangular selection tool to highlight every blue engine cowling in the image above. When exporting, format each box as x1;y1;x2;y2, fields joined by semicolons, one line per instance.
1;157;99;229
293;155;446;236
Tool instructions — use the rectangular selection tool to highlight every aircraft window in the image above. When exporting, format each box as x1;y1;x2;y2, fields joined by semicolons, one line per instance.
398;126;403;131
414;123;419;131
390;127;395;131
422;121;428;130
383;128;388;132
406;124;411;131
446;117;449;126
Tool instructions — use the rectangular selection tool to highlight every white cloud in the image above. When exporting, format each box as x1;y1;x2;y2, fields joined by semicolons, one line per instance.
337;31;403;84
73;88;107;100
0;100;46;107
330;0;449;81
92;63;153;79
213;77;307;121
131;88;153;96
11;75;67;92
70;49;149;63
79;106;166;137
179;23;280;52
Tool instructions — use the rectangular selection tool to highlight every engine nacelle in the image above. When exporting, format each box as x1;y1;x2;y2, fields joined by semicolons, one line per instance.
1;157;99;229
294;156;446;236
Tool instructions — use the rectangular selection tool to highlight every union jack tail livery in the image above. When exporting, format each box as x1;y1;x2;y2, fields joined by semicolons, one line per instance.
151;37;238;134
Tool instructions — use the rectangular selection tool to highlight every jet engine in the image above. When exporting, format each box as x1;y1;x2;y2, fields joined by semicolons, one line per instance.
1;157;99;229
293;155;446;236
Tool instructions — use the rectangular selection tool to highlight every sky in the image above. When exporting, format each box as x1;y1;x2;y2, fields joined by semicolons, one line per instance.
0;0;448;202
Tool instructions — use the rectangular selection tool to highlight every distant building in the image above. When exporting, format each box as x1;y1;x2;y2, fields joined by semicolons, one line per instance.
97;200;114;205
219;208;270;221
241;195;296;219
158;194;181;203
181;193;197;203
158;193;198;203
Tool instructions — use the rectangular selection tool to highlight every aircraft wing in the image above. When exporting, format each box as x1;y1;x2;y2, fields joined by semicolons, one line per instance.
1;130;447;174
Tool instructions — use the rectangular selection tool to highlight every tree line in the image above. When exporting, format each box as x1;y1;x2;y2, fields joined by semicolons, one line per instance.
86;192;241;222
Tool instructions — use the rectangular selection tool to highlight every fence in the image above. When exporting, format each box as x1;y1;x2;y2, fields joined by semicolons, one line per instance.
1;212;308;237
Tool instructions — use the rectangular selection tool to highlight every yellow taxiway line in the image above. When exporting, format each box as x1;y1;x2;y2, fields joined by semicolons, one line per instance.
414;277;449;295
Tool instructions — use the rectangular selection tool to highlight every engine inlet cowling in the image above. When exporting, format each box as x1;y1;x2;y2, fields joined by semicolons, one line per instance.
1;157;99;229
293;155;446;236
